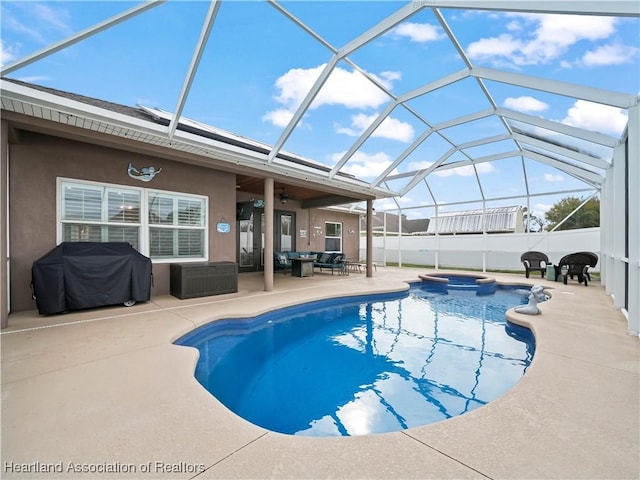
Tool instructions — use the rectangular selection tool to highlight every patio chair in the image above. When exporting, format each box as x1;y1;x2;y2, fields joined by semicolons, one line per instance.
274;251;291;274
520;251;549;278
557;252;598;286
314;252;346;275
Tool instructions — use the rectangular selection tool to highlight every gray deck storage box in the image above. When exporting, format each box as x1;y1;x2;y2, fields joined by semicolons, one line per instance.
170;262;238;299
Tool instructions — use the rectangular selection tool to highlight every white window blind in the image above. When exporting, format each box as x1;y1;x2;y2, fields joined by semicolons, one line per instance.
61;181;141;248
62;183;103;222
58;179;208;261
148;192;205;259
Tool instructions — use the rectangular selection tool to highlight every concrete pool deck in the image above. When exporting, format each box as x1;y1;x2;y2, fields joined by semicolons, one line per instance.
1;267;638;479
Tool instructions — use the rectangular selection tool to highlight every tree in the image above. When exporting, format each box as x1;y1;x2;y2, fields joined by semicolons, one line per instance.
544;196;600;231
522;207;546;232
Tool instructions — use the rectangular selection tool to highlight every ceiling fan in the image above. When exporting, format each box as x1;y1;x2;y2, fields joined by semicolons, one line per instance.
279;187;290;205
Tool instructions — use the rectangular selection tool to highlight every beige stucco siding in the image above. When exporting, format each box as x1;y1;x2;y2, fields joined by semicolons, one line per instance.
8;130;361;313
9;130;236;311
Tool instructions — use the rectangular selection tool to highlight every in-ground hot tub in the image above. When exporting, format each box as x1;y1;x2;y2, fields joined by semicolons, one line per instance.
418;272;497;295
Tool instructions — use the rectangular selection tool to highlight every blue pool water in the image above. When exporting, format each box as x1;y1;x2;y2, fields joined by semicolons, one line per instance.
175;283;535;437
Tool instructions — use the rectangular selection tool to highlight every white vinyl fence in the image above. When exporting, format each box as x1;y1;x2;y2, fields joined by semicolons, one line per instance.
360;227;600;273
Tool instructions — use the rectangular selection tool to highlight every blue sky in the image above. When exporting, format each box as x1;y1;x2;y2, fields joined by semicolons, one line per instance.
1;1;639;221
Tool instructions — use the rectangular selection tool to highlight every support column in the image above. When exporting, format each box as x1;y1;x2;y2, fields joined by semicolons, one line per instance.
602;168;614;293
397;209;402;268
1;120;8;329
482;201;487;273
626;104;639;335
612;142;626;311
366;199;373;277
382;212;387;266
435;205;440;269
264;178;274;292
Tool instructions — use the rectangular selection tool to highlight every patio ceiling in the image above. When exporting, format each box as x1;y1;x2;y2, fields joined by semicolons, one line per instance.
1;0;638;216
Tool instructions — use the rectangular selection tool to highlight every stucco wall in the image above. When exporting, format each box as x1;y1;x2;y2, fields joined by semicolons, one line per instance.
1;120;8;328
9;130;236;312
305;209;360;259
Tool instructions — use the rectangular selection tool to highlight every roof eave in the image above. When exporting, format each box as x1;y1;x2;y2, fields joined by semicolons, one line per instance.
0;79;395;201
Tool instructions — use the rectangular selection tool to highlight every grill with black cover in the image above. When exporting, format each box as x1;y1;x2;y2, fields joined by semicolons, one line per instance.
31;242;152;314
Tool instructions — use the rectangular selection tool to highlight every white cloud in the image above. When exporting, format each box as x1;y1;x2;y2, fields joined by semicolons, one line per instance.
476;162;497;173
533;202;553;217
529;13;615;45
434;162;496;177
403;210;425;220
503;96;549;113
544;173;564;182
582;43;639;66
334;124;354;136
263;64;399;127
375;198;400;211
31;3;72;32
506;20;521;32
388;22;444;43
467;14;618;66
376;196;414;212
561;100;628;136
335;113;415;142
2;3;72;44
273;64;396;110
396;196;415;205
330;151;394;179
261;108;294;128
406;160;496;177
0;40;19;68
407;160;433;171
467;34;522;62
380;71;401;82
2;13;45;44
1;3;74;70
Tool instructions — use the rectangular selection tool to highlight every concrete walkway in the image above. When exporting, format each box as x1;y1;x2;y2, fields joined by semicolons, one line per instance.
1;268;638;479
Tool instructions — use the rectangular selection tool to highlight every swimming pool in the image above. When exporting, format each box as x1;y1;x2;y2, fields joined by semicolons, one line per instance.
175;282;535;437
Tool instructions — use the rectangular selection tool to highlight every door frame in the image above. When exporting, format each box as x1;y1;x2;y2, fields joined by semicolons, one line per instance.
236;203;296;272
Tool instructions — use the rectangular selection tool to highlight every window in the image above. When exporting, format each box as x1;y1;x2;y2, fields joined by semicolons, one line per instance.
279;213;293;252
58;178;207;262
325;221;342;252
148;191;206;259
61;181;141;248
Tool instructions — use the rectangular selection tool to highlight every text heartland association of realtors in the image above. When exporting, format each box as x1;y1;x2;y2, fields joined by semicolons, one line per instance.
3;460;206;474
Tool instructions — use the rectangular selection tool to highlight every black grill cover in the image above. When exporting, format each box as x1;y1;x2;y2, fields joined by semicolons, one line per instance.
31;242;152;315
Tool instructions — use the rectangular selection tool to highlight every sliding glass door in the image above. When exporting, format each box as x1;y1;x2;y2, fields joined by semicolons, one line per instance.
237;205;295;272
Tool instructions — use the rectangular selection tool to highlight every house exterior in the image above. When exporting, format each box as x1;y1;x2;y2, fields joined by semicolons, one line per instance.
1;80;385;320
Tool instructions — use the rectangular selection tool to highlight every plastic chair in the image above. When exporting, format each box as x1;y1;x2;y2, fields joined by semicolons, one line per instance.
557;252;598;286
520;251;549;278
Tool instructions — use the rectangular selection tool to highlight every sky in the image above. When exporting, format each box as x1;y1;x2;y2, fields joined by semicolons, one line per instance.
1;1;639;222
